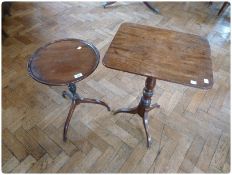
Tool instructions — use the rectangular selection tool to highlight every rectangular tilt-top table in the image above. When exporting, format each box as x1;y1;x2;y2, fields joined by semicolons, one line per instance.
103;22;213;147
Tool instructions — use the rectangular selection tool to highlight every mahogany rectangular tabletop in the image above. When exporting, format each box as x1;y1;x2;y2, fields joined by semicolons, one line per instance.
103;23;213;89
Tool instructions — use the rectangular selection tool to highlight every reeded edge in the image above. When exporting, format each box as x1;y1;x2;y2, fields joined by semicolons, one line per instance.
27;38;100;86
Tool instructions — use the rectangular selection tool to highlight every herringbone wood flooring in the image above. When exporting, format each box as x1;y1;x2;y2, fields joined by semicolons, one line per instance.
2;2;230;173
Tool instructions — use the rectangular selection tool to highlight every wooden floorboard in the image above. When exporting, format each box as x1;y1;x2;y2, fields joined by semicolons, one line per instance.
2;2;230;173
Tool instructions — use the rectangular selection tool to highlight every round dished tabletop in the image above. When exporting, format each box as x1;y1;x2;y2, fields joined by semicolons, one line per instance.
27;39;100;86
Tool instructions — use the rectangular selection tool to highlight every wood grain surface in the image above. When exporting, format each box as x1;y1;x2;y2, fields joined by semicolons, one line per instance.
2;2;230;173
103;22;213;89
28;39;100;86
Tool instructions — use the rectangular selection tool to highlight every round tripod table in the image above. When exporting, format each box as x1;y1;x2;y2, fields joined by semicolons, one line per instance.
27;38;110;141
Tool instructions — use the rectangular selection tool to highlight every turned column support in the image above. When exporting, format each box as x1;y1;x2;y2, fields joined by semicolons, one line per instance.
114;76;160;148
138;77;156;114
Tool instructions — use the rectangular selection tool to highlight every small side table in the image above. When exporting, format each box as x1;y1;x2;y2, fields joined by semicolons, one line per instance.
103;23;213;147
28;39;110;141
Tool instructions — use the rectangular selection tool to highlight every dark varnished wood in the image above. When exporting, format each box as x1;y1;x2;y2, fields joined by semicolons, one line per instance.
143;2;160;14
218;2;230;16
63;99;77;142
103;22;214;148
114;77;160;147
63;83;110;142
28;38;100;86
27;39;110;142
103;2;160;14
103;22;213;89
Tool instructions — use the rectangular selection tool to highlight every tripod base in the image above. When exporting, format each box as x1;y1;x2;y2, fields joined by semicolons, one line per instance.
62;83;110;141
103;1;160;14
114;77;160;148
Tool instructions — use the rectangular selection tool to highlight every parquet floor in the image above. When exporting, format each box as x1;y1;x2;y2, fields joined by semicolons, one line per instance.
2;2;230;173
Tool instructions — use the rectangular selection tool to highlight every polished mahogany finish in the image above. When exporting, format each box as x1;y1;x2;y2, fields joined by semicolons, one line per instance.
103;23;213;89
62;83;110;142
114;77;160;147
27;39;110;141
28;39;100;86
103;22;214;147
